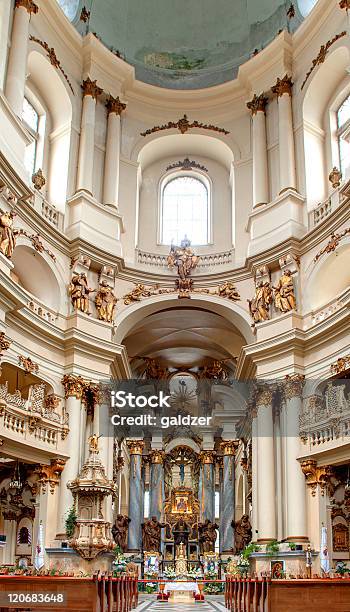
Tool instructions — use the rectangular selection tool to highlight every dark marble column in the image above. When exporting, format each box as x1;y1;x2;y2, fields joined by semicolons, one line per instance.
127;440;144;552
149;450;165;521
220;441;238;553
200;451;215;522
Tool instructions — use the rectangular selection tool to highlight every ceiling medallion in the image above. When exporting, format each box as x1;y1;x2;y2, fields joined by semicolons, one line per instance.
166;158;208;173
301;31;346;90
141;114;229;137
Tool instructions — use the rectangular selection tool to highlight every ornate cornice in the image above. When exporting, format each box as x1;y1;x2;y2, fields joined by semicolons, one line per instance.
15;0;38;14
271;74;293;98
141;114;229;137
81;77;103;101
246;94;268;116
199;450;216;464
61;374;86;399
127;440;144;455
284;374;305;399
36;458;66;494
300;459;334;496
106;95;127;116
301;32;347;90
220;441;239;456
149;450;165;464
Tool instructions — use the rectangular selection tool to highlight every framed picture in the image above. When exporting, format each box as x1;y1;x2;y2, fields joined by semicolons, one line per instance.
270;559;285;579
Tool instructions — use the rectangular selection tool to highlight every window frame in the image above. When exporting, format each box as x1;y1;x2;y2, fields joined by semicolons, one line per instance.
22;89;47;179
158;169;212;247
336;93;350;175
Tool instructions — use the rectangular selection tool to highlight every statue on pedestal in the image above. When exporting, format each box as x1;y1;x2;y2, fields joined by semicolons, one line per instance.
142;516;165;552
198;519;218;553
231;514;252;553
111;514;131;552
69;272;94;314
0;210;17;259
95;280;118;322
273;270;296;313
173;517;191;547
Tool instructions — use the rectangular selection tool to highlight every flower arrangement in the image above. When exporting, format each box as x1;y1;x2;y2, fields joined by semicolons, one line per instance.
237;555;250;577
335;561;350;576
145;582;157;594
164;567;176;579
186;567;203;579
112;545;127;575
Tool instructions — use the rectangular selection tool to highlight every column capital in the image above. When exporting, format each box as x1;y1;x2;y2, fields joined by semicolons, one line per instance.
255;384;274;407
82;77;103;101
200;450;216;464
284;374;305;399
36;458;66;494
271;74;293;98
220;440;239;456
247;93;268;116
127;440;144;455
106;95;127;116
149;450;165;464
61;374;86;399
339;0;350;9
15;0;39;14
300;459;334;496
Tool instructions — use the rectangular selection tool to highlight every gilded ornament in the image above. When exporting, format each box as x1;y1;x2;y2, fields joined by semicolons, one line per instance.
166;158;208;173
61;374;86;399
287;3;296;18
123;283;159;305
301;32;347;90
314;228;350;262
17;229;56;262
18;355;39;375
31;168;46;191
127;440;144;455
199;451;215;464
273;269;296;313
256;385;274;406
300;460;334;496
29;36;74;94
248;281;272;324
80;6;91;22
220;440;239;456
167;237;199;298
69;272;94;314
106;95;127;116
331;355;350;375
88;434;99;453
15;0;38;14
0;332;11;355
271;74;293;98
284;374;305;399
201;359;230;380
141;114;229;137
137;357;168;379
329;166;342;188
246;93;268;115
95;280;118;322
36;458;66;494
81;77;103;101
217;281;240;302
339;0;350;9
44;394;60;413
0;210;17;259
149;450;165;464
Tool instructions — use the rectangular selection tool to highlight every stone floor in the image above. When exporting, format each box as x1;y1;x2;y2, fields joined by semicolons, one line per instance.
135;595;226;611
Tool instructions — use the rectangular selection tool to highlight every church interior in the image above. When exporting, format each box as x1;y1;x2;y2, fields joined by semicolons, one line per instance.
0;0;350;610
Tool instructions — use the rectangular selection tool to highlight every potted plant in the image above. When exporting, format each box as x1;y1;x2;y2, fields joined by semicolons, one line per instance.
237;555;250;577
335;561;350;576
112;545;127;575
145;582;157;594
266;540;280;557
65;506;77;539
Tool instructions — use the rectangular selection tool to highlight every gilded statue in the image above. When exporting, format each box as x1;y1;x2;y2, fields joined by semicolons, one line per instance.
95;280;118;322
139;357;168;380
198;519;218;553
167;236;199;280
123;284;157;305
88;434;99;453
248;281;272;323
273;270;296;313
142;516;165;552
218;281;240;302
0;210;17;259
231;514;252;553
201;360;228;380
69;273;94;314
111;514;131;551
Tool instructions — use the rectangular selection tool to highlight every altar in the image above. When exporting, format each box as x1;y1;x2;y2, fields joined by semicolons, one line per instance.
164;582;200;595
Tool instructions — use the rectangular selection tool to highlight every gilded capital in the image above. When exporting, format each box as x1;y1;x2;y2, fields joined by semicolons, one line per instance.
82;77;103;101
61;374;86;399
284;374;305;400
200;450;215;464
149;450;165;464
36;458;66;494
256;385;274;407
271;74;293;98
246;93;268;116
339;0;350;9
300;459;334;497
220;440;239;456
106;95;127;116
15;0;39;14
127;440;144;455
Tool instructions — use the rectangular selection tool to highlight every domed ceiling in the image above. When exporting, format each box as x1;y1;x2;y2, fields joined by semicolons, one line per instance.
57;0;319;89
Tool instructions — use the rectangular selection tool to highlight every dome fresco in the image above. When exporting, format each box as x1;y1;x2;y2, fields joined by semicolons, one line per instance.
57;0;319;89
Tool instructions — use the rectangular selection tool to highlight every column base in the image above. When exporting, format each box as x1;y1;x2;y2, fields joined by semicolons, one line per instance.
285;536;309;543
257;538;276;544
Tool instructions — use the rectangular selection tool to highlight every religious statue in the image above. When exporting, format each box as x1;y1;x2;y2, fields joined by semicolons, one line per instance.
167;237;199;298
139;357;168;380
0;210;17;259
248;281;272;323
88;434;99;453
173;517;191;547
201;359;229;380
273;269;296;313
69;273;94;314
123;283;157;305
95;280;118;322
198;519;218;553
111;514;131;551
218;281;240;302
142;516;165;552
232;514;252;553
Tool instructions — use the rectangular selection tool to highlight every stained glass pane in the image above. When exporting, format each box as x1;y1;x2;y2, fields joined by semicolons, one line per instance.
162;176;209;246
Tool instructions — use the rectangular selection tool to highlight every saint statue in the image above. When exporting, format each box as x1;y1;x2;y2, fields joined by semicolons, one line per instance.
198;519;218;553
218;281;240;302
173;517;191;547
167;238;199;280
95;280;118;322
0;210;17;259
88;434;99;453
69;273;94;314
231;514;252;553
248;281;272;323
273;270;296;313
111;514;131;551
142;516;165;552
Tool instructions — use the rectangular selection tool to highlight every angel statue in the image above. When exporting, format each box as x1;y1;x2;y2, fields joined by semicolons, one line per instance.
273;270;296;313
167;237;199;280
248;281;272;323
95;280;118;322
69;272;94;314
0;210;17;259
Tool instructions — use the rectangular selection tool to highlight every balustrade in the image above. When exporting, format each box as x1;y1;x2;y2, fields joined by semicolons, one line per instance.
137;248;233;269
300;384;350;447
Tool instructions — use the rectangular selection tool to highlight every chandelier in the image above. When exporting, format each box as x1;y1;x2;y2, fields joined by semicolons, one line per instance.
8;461;22;492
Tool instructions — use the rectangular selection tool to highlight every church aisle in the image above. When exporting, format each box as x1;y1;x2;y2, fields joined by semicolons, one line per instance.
135;600;224;611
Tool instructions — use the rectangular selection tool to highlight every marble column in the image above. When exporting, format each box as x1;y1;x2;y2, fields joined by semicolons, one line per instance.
251;406;258;541
76;77;103;195
103;95;126;207
200;451;215;522
256;386;276;543
56;375;84;536
271;75;297;194
246;94;269;208
5;0;38;117
149;450;165;521
127;440;144;552
220;441;238;553
284;375;308;542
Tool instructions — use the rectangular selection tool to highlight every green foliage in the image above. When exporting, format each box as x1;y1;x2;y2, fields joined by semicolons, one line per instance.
266;540;280;556
288;542;296;551
65;506;77;538
242;542;260;560
336;561;350;575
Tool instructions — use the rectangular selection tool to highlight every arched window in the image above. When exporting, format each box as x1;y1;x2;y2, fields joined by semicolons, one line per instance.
22;97;39;176
337;94;350;174
160;174;210;246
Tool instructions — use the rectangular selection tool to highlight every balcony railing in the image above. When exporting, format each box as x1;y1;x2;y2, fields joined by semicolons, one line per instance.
136;248;234;269
300;383;350;447
30;191;64;231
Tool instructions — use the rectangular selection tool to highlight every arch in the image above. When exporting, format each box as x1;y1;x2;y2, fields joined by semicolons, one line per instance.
11;245;61;311
114;294;254;347
164;438;201;454
303;241;350;313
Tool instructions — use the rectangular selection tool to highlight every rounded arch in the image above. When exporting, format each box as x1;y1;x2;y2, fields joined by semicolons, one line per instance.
303;241;350;313
164;438;201;454
11;245;61;311
114;294;254;347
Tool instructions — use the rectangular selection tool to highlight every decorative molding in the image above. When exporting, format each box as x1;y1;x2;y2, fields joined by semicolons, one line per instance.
271;74;293;98
137;248;233;268
220;441;239;456
331;355;350;375
18;355;39;375
149;450;165;464
31;168;46;191
36;458;66;494
61;374;86;399
141;114;229;137
314;227;350;262
255;385;274;406
301;32;347;91
0;332;11;355
165;158;208;173
127;440;144;455
15;0;38;14
17;229;56;262
300;459;334;496
106;95;127;116
29;36;74;94
246;94;268;115
81;77;103;101
284;374;305;400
